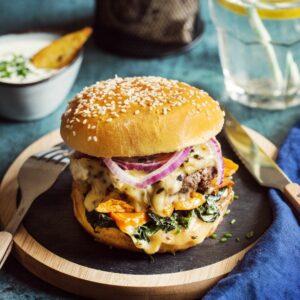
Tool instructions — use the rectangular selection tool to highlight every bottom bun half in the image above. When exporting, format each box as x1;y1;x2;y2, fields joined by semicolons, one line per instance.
72;181;234;253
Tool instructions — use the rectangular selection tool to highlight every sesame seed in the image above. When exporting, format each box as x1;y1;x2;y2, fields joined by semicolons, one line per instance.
93;136;98;142
72;131;76;136
87;136;92;142
64;108;72;116
65;76;215;125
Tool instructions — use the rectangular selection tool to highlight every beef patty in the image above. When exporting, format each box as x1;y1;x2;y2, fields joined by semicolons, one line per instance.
180;167;216;194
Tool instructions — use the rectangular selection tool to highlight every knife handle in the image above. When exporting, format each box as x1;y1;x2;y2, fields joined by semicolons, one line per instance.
0;231;13;269
284;183;300;215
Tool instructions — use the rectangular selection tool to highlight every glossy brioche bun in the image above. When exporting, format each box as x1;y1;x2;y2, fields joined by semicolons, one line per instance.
72;181;233;253
61;76;224;157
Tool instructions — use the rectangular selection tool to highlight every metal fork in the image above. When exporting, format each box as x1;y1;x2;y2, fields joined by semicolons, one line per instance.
0;143;71;268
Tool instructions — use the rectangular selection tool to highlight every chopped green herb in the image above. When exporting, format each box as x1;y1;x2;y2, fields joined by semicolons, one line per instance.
0;54;31;79
245;231;255;239
225;209;231;215
210;233;218;239
224;232;232;238
230;219;236;225
234;195;239;200
220;237;227;243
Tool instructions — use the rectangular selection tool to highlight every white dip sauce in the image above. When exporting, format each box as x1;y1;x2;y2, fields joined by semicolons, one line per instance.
0;35;58;84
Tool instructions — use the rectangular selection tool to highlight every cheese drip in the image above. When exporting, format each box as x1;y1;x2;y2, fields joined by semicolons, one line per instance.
70;143;216;216
131;189;232;254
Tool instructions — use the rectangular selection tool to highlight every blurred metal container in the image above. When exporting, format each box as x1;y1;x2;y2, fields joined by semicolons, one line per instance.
94;0;203;57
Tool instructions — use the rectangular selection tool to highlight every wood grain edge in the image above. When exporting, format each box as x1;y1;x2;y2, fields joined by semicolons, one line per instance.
0;127;276;298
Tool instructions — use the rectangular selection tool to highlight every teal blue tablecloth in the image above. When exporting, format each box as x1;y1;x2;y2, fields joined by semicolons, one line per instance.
1;1;300;299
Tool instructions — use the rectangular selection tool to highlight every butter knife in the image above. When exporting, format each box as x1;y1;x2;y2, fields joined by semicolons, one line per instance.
224;111;300;215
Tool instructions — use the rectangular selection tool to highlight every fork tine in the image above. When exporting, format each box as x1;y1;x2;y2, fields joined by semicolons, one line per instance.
43;149;69;160
49;153;70;163
33;143;70;160
58;157;70;164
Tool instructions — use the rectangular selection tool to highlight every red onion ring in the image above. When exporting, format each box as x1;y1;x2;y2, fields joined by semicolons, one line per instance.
114;154;173;172
208;138;224;186
114;160;165;172
103;147;192;189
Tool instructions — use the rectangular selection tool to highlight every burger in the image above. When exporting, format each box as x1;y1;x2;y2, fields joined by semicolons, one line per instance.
61;76;238;255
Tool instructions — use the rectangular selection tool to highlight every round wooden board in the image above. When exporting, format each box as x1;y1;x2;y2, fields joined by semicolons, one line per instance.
0;127;277;299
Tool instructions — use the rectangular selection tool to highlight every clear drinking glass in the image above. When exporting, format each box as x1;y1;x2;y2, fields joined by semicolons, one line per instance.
209;0;300;109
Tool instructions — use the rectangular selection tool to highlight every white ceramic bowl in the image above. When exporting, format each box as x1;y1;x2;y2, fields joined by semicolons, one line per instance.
0;32;83;121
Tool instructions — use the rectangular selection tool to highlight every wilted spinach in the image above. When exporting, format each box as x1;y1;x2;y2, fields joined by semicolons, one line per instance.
133;225;158;242
195;188;225;223
86;188;228;242
86;210;116;229
205;187;226;203
194;203;220;223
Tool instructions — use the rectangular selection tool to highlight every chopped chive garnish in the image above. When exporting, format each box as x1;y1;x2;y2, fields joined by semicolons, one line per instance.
220;237;227;243
210;233;218;239
245;231;255;239
234;195;239;200
224;232;232;238
235;237;241;242
230;219;236;225
0;54;31;79
225;209;231;215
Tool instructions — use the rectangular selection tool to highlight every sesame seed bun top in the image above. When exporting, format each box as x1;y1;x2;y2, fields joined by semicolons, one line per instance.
60;76;224;157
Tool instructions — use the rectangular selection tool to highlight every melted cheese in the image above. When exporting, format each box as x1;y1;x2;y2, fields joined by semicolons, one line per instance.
110;171;153;212
135;216;207;254
70;158;111;211
69;143;217;216
110;212;148;235
131;189;233;255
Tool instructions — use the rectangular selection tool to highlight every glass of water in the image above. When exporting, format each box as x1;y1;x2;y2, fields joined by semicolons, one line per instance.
209;0;300;110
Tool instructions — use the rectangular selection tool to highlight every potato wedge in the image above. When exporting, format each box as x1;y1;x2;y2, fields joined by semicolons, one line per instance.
31;27;92;69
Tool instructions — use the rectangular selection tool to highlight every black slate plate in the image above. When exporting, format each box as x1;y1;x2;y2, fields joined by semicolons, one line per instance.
23;134;273;275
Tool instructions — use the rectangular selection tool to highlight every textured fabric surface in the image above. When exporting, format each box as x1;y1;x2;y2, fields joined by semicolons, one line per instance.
204;121;300;300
